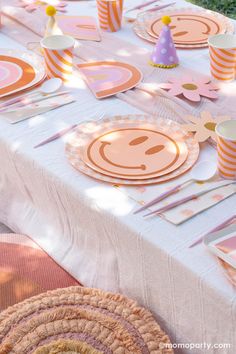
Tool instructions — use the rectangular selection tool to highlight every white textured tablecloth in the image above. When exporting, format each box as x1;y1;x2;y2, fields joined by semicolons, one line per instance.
0;1;236;353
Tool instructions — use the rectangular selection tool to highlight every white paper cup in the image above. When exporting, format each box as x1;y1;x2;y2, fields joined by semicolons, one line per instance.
216;120;236;179
40;35;75;81
208;34;236;82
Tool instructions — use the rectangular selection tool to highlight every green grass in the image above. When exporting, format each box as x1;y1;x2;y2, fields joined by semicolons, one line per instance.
188;0;236;19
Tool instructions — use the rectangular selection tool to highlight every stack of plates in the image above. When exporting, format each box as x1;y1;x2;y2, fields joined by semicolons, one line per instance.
66;114;200;185
133;7;234;49
0;49;45;99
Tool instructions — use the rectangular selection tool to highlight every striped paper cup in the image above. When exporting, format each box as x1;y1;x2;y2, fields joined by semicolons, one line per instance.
216;120;236;180
208;34;236;82
97;0;123;32
41;35;75;81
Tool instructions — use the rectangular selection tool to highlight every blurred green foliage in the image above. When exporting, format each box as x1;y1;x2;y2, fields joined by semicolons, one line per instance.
188;0;236;19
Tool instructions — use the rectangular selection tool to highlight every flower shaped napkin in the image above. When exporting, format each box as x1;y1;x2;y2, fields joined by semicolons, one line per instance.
183;111;230;143
160;76;219;102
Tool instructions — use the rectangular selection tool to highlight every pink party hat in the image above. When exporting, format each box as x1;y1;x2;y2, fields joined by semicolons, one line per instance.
150;16;179;68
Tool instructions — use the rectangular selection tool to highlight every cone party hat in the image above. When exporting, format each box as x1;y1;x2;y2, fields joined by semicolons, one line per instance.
45;5;63;37
150;16;179;68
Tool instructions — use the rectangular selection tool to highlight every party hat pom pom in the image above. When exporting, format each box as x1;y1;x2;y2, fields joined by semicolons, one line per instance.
162;16;171;25
45;5;63;37
46;5;57;17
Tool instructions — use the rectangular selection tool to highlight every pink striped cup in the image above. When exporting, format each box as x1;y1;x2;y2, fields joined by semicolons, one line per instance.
208;34;236;82
40;35;75;81
216;120;236;180
97;0;124;32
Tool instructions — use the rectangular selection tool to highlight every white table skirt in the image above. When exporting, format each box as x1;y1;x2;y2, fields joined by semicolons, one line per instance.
0;1;236;353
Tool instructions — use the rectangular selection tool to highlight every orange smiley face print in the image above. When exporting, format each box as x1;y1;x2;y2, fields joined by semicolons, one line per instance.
148;13;224;45
83;128;188;179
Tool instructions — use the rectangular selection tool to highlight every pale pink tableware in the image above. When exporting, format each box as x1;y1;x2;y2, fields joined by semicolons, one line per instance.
125;0;160;14
144;180;235;217
34;124;77;148
189;215;236;248
134;160;217;214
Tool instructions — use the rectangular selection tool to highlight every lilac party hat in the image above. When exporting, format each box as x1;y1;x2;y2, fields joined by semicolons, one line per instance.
150;16;179;68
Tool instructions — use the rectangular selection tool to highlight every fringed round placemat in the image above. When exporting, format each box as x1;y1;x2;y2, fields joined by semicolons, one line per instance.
0;286;173;353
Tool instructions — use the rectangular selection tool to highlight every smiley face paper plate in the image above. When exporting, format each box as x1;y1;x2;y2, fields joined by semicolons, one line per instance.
82;127;188;180
147;13;224;45
65;115;200;185
0;49;45;98
134;8;234;49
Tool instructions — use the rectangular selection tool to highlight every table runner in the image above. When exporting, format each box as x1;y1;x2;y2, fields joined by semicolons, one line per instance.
2;2;236;122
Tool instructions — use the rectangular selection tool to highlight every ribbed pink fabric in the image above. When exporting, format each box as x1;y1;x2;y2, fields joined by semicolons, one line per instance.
0;233;80;310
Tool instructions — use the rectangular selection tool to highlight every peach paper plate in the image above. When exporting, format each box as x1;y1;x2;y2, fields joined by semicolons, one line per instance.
65;114;200;185
134;8;234;49
82;127;188;180
147;12;224;44
0;49;45;98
